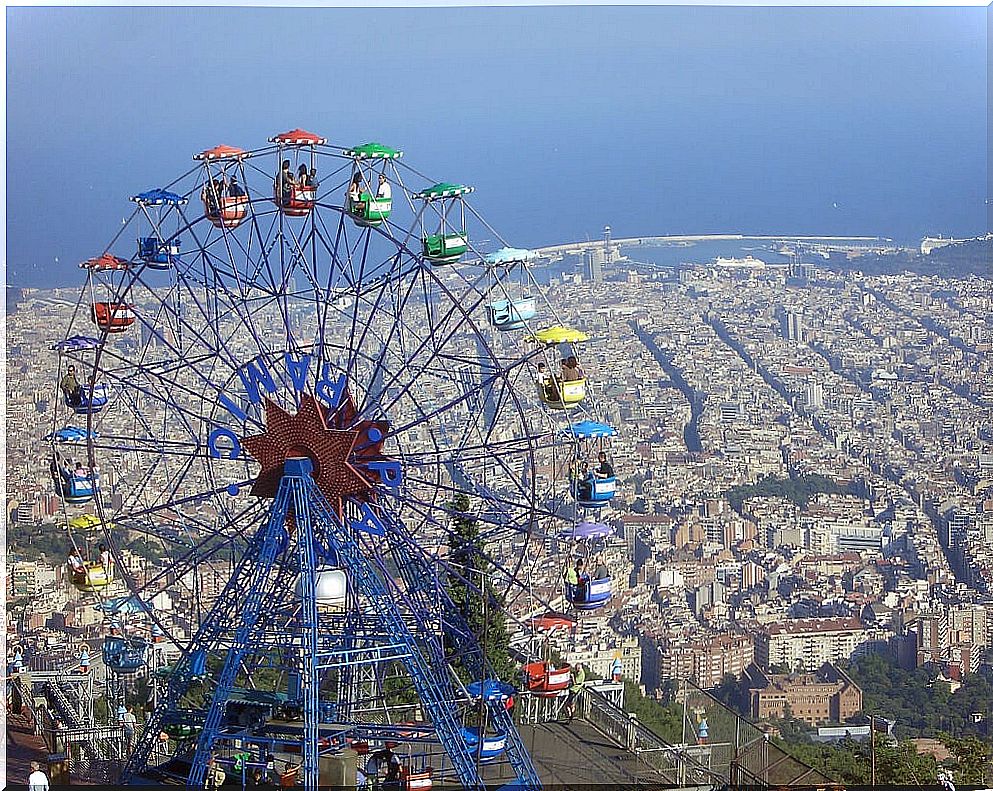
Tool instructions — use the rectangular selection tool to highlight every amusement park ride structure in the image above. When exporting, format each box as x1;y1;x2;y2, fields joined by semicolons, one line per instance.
42;130;626;789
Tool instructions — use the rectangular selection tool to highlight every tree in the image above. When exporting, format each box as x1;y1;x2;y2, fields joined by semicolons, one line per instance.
446;493;515;682
941;734;992;785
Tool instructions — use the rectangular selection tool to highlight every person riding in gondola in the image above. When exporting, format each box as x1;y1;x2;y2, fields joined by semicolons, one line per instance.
572;460;594;501
297;164;309;188
50;455;70;485
561;356;584;382
67;547;85;582
595;451;614;479
593;555;609;582
377;174;392;200
563;560;579;601
228;176;245;198
60;365;82;407
574;558;589;603
348;172;366;214
98;543;113;579
201;180;219;214
535;361;557;402
276;160;295;205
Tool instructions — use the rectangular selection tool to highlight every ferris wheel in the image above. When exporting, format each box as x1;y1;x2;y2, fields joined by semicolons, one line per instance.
46;129;620;789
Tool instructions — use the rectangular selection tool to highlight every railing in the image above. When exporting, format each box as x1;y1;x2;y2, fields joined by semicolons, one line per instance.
677;679;832;787
577;685;725;789
12;672;127;784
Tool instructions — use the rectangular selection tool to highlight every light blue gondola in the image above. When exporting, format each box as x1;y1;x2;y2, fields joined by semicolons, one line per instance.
55;468;98;504
486;297;538;331
64;384;109;415
561;420;617;440
570;576;612;610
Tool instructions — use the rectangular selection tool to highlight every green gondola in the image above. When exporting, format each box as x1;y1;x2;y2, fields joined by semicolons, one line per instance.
415;182;474;265
346;193;392;227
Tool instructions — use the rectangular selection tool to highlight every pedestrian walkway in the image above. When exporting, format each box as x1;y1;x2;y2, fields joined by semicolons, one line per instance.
6;707;49;784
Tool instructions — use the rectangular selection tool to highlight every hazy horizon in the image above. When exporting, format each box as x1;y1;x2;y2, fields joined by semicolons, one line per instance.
6;5;989;288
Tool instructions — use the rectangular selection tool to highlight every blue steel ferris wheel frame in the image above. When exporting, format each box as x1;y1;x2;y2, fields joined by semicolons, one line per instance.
57;137;572;789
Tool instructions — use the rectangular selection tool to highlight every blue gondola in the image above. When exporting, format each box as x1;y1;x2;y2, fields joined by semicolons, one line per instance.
486;297;538;331
568;575;612;611
570;476;617;508
52;335;101;353
461;727;507;761
45;426;100;443
54;468;98;504
467;679;515;703
102;636;148;675
137;236;182;269
131;189;186;269
64;384;109;415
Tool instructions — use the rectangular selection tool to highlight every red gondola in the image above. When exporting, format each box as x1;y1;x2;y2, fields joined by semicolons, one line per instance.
401;767;433;791
274;184;316;217
91;302;135;333
80;253;130;271
528;612;576;631
269;129;326;218
208;195;249;228
195;145;250;229
522;661;572;697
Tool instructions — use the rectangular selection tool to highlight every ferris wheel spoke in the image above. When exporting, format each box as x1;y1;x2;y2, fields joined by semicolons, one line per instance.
387;474;555;530
387;350;540;438
375;491;544;605
119;478;258;528
356;278;497;420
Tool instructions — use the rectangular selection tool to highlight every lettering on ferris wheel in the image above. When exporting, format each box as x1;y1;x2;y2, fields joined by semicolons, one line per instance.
206;353;350;460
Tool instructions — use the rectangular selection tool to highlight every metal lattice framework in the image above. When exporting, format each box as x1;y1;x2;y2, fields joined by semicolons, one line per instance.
46;132;616;789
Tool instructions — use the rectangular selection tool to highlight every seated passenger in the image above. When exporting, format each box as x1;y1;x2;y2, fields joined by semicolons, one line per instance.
561;356;584;382
201;181;218;212
563;562;579;601
535;362;553;397
348;173;365;212
308;168;319;190
228;176;245;198
377;174;392;200
297;164;309;188
573;461;594;500
99;543;113;578
595;451;614;479
67;548;86;580
575;559;589;602
593;556;609;581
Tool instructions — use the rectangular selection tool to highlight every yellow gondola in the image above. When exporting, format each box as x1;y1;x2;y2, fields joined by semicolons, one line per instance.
538;378;586;409
72;562;111;592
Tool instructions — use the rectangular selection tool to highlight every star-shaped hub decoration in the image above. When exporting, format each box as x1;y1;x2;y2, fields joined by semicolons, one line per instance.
241;391;391;516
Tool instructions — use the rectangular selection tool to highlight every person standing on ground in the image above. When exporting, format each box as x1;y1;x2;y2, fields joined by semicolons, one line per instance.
564;663;586;722
121;705;138;750
28;761;50;791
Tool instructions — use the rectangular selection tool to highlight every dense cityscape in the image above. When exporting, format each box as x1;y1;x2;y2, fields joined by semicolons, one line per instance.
7;232;992;785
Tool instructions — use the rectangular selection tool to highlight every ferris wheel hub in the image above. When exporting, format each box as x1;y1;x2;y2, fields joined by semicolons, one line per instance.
241;393;389;514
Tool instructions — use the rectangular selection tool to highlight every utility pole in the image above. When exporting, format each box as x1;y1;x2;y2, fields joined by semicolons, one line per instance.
870;713;876;787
